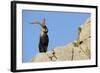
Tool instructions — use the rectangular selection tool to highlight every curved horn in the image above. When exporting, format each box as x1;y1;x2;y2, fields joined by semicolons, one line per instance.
30;19;41;24
41;18;46;26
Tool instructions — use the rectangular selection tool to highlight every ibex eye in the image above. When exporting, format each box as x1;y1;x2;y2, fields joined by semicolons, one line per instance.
43;26;46;28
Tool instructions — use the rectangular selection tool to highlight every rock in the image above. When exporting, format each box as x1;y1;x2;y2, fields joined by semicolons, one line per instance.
53;43;74;61
80;17;91;42
30;17;91;62
30;53;50;62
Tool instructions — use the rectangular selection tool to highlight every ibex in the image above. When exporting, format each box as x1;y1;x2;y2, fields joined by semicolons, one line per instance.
30;18;49;53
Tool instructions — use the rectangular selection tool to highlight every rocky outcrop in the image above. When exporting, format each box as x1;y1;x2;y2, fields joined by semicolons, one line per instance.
30;18;91;62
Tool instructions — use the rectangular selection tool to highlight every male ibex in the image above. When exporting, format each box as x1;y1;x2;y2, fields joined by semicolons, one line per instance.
30;18;49;53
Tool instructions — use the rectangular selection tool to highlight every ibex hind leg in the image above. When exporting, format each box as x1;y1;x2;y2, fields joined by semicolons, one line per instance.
39;48;44;52
39;44;44;52
44;48;47;53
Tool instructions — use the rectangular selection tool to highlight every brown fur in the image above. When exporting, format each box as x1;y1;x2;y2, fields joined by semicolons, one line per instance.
39;25;49;52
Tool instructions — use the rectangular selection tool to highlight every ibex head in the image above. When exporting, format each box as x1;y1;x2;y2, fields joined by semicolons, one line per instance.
30;18;48;33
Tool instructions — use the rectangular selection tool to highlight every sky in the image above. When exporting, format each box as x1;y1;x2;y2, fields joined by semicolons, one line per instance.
22;10;90;62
